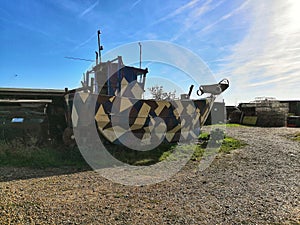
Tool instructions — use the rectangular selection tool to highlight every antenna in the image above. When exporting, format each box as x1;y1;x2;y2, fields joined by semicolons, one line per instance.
97;30;103;63
138;42;142;68
64;56;94;62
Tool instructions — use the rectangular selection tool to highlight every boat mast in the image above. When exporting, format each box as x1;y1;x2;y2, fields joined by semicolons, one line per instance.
138;42;142;68
97;30;103;63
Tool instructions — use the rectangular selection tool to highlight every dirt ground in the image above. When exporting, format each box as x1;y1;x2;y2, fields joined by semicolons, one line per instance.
0;126;299;224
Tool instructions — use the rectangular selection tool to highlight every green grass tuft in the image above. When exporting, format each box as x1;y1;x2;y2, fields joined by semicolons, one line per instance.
190;145;205;161
158;132;245;163
198;132;210;141
206;123;246;128
225;123;246;127
292;132;300;142
219;136;246;154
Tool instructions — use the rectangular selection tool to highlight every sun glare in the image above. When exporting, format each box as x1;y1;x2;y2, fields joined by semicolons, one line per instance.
285;1;300;32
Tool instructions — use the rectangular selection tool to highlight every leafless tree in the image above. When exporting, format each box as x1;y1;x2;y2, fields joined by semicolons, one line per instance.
148;85;176;100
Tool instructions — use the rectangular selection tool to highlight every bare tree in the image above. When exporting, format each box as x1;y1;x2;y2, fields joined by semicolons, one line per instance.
148;85;176;100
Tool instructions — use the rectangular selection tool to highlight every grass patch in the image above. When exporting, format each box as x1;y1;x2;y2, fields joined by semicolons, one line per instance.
206;123;246;128
199;132;210;140
0;140;89;169
190;145;205;161
198;129;246;154
225;123;246;127
0;130;246;168
291;132;300;142
194;131;246;158
158;144;203;162
219;136;246;154
154;131;245;163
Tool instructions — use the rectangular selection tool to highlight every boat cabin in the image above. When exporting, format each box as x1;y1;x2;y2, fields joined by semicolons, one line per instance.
86;56;148;99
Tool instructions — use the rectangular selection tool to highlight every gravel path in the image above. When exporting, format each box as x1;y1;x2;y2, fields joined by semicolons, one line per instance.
0;126;299;224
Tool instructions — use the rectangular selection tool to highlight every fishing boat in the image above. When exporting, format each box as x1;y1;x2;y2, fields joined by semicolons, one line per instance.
63;30;229;146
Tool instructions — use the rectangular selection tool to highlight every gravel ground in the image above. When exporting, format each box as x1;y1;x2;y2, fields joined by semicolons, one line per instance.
0;126;299;224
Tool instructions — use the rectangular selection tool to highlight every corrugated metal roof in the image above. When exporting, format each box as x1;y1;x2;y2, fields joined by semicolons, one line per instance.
0;87;65;97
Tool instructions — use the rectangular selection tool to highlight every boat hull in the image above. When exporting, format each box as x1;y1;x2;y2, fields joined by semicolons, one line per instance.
67;92;214;145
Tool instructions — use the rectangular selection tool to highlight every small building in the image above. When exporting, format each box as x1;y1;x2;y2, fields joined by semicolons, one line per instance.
205;101;226;125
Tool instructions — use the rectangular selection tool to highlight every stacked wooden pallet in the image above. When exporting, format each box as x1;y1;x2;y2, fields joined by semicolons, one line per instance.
239;98;289;127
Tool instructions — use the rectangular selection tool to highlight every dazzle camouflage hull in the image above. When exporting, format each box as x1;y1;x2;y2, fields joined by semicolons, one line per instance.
67;92;215;144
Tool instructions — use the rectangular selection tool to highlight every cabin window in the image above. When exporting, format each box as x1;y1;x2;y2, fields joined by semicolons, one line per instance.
11;118;24;123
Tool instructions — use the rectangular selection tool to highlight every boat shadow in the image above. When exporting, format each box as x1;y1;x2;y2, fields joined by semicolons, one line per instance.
0;166;91;182
0;143;178;182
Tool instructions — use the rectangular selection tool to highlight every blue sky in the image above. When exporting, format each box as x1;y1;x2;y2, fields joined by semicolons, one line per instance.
1;0;299;105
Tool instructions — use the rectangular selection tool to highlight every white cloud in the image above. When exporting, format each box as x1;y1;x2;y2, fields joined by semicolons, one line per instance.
79;0;99;18
170;0;214;41
153;0;200;25
199;0;250;34
72;33;97;51
53;0;81;13
217;0;300;104
130;0;142;10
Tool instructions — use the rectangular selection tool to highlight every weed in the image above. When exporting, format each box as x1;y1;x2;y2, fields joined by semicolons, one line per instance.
219;136;246;154
292;132;300;142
